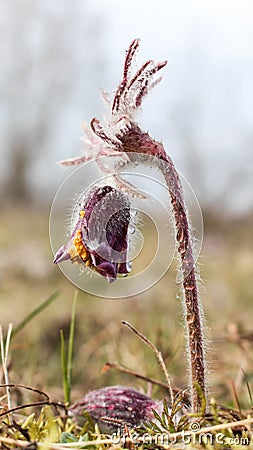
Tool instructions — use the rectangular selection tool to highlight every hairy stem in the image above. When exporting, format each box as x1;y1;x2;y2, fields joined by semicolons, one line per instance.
162;156;206;412
119;123;206;412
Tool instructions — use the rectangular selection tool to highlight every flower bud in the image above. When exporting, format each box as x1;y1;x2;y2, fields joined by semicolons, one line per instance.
68;385;164;433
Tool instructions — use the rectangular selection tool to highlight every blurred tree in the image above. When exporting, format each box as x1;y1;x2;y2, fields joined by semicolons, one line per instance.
0;0;104;204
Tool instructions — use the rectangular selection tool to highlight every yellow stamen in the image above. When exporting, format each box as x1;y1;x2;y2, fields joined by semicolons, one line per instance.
73;230;92;265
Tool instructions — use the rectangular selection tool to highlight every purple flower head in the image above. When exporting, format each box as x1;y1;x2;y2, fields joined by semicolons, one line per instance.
54;39;167;283
54;185;131;283
68;385;164;433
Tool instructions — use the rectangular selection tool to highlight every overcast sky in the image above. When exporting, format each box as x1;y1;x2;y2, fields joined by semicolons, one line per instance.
1;0;253;213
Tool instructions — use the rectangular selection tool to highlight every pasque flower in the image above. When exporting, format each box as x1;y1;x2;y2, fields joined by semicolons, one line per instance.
55;39;168;284
54;185;131;283
56;39;207;412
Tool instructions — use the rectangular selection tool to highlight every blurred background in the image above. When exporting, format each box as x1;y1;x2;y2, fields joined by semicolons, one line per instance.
0;0;253;408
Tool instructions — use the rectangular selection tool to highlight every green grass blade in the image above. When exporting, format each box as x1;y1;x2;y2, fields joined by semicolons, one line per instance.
11;291;60;340
242;369;253;406
60;329;68;405
66;291;78;405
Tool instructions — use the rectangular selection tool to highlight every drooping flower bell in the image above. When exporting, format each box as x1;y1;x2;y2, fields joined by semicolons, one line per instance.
54;185;131;283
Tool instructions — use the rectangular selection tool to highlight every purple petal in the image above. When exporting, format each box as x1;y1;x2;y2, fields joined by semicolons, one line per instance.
53;244;71;264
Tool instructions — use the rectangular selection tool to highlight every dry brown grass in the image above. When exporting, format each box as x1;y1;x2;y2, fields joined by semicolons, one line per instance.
0;205;253;448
